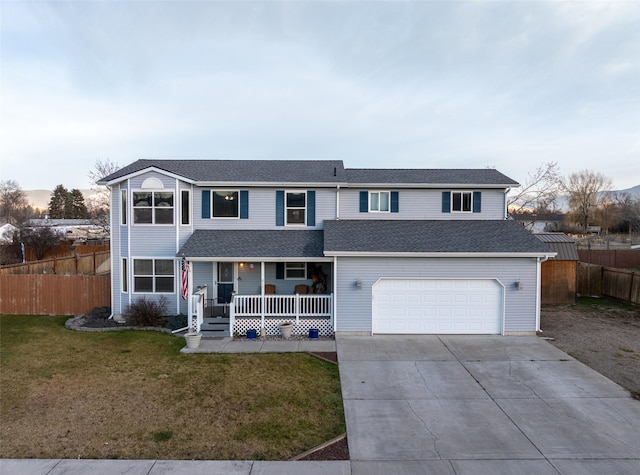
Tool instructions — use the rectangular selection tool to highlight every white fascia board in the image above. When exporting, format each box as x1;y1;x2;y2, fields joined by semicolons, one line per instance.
343;183;520;189
193;181;343;188
103;167;195;186
324;251;557;258
184;256;333;262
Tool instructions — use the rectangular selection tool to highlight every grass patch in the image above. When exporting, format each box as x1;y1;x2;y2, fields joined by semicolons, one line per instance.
575;296;638;312
0;315;345;460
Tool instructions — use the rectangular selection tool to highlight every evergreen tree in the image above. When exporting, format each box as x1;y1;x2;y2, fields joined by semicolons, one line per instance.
69;189;88;218
48;185;69;218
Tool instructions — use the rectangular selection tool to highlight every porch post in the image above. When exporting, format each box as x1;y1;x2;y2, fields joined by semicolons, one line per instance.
333;256;337;333
187;260;193;323
260;261;265;329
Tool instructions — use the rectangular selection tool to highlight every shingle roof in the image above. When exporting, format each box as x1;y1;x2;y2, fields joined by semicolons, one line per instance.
345;168;519;186
534;233;579;260
99;159;348;184
324;220;554;254
99;159;519;187
178;230;325;258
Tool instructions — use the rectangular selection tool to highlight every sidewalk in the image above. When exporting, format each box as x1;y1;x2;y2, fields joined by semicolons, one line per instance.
0;459;350;474
180;337;336;353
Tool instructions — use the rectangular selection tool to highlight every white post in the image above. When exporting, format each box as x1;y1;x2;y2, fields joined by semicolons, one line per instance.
229;294;235;337
333;257;338;333
260;261;265;329
295;294;300;324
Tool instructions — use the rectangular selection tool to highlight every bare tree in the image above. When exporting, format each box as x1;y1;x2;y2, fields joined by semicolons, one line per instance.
20;226;62;260
0;180;28;224
507;162;562;216
563;170;613;232
87;159;119;230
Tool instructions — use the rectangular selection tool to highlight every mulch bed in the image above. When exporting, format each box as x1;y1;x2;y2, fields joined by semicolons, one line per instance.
308;351;338;364
297;436;349;460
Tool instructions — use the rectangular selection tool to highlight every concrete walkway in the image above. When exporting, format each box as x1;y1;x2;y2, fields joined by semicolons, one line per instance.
180;336;336;353
337;335;640;474
4;335;639;474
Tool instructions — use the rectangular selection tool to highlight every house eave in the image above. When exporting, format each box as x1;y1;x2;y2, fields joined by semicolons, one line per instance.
182;256;333;262
343;183;520;189
99;166;196;186
323;251;557;258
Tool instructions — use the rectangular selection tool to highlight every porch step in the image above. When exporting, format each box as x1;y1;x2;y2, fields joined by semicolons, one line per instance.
200;317;230;338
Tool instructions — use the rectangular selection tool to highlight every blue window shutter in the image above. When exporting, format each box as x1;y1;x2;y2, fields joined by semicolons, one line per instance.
473;191;481;213
276;190;284;226
202;190;211;218
442;191;451;213
390;191;399;213
276;263;284;279
240;190;249;219
307;190;315;226
359;191;368;213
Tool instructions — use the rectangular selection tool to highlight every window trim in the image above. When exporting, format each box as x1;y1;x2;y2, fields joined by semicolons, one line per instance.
132;190;175;225
122;258;128;293
211;190;240;219
132;258;176;294
121;189;127;225
285;262;307;280
369;191;391;213
451;190;473;213
180;189;191;226
285;190;306;226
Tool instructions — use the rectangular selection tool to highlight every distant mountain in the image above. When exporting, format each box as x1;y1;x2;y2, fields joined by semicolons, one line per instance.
554;185;639;212
25;189;98;210
614;184;640;196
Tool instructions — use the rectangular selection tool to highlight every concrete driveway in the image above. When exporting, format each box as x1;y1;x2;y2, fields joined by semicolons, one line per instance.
337;335;640;475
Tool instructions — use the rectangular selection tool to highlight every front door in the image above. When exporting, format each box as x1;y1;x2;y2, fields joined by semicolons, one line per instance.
217;262;234;304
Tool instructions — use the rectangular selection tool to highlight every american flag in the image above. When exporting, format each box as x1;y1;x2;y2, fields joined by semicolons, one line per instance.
181;256;189;300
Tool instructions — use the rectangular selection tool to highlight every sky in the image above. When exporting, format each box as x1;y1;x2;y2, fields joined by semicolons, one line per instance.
1;0;639;193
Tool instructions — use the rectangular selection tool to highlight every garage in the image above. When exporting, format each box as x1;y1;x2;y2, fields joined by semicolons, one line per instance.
372;278;504;334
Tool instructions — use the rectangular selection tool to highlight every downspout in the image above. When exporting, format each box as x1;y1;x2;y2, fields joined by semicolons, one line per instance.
336;185;340;220
333;256;338;333
535;255;550;332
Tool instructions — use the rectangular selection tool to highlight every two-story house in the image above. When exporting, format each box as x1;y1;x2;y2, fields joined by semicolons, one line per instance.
99;160;554;337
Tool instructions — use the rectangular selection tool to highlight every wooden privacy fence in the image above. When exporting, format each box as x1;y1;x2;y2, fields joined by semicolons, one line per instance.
0;274;111;315
0;251;110;275
578;249;640;269
577;262;640;305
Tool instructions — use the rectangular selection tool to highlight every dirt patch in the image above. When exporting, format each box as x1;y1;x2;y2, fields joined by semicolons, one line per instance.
297;435;349;461
540;298;640;399
308;352;338;364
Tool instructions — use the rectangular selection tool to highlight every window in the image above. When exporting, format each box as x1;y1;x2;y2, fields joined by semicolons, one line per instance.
181;190;190;225
122;258;128;293
370;191;390;212
133;259;175;293
121;190;127;225
212;191;239;218
286;191;306;225
452;191;472;212
133;191;174;224
285;262;306;279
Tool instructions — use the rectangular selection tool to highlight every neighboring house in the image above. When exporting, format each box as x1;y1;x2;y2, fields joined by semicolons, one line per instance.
98;160;555;337
534;233;579;304
27;219;109;242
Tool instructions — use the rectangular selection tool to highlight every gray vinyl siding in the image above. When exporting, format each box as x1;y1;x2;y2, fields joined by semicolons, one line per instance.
193;187;336;230
192;261;214;296
335;257;537;333
111;185;123;314
339;189;506;220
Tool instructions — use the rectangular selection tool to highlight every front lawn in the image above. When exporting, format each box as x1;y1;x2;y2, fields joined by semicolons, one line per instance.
0;315;345;460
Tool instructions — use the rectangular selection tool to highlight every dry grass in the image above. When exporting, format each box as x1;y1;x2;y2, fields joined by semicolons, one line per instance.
0;315;345;460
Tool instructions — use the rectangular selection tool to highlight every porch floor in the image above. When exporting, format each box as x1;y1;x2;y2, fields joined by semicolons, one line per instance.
180;337;336;354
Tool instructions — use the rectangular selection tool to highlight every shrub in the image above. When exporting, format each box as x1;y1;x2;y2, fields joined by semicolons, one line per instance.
125;296;168;327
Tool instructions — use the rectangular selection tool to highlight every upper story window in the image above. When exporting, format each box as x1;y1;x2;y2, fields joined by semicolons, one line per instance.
213;191;239;218
442;191;481;214
133;191;174;224
452;191;472;212
286;191;306;225
369;191;390;212
133;258;174;293
181;190;190;225
121;190;127;225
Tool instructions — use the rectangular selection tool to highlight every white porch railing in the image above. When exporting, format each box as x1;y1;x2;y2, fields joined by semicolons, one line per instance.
230;294;333;330
189;286;207;333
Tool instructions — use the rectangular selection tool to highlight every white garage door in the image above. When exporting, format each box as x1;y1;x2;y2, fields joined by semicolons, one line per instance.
372;279;503;334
